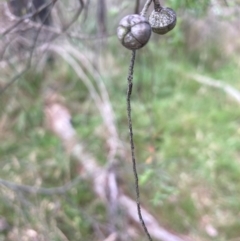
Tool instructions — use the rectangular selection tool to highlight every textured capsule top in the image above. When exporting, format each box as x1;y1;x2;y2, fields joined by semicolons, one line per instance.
149;7;177;34
117;14;152;50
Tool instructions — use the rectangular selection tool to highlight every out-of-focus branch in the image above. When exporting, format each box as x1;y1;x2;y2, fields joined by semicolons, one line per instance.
103;233;117;241
62;44;120;164
43;90;191;241
39;44;121;166
189;73;240;104
0;0;57;37
223;0;229;6
68;32;115;40
0;67;28;95
61;0;84;31
97;0;107;36
119;195;189;241
0;0;85;94
43;45;103;109
0;176;82;195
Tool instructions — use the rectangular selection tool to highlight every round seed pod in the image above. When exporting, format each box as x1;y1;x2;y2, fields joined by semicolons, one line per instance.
149;7;177;35
117;14;152;50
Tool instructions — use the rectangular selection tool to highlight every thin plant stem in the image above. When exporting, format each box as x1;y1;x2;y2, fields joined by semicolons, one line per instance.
153;0;161;10
134;0;140;14
126;50;153;241
140;0;152;17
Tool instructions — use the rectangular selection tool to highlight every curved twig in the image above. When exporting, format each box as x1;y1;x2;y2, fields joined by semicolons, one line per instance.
0;176;82;195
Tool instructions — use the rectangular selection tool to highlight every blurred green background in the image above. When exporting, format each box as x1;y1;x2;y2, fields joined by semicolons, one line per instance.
1;0;240;240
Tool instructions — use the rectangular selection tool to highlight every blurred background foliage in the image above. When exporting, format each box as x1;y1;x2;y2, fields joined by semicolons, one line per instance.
1;0;240;240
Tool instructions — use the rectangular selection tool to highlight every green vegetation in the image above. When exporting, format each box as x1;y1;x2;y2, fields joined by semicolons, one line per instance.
1;1;240;240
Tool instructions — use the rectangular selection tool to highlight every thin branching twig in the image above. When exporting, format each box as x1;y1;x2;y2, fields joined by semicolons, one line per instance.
61;0;84;31
0;0;85;95
0;0;57;38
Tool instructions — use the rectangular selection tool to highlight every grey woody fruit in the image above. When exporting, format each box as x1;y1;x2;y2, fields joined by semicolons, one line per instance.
149;7;177;35
117;14;152;50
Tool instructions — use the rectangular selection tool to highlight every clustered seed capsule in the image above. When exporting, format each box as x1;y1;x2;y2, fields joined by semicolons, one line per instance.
117;14;152;50
149;7;176;35
117;1;177;49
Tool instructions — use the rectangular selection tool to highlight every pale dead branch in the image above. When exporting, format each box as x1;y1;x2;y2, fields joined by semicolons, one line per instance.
189;73;240;103
43;90;190;241
40;43;122;165
119;195;188;241
103;233;118;241
62;44;120;163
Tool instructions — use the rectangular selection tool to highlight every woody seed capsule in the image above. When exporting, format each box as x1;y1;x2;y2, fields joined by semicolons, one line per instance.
149;7;177;35
117;14;152;50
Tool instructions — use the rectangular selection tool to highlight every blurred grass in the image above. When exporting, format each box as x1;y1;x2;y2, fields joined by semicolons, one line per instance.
1;8;240;241
106;37;240;239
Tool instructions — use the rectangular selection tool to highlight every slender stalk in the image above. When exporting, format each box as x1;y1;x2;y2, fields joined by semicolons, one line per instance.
134;0;140;14
140;0;152;17
127;50;153;241
153;0;162;10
